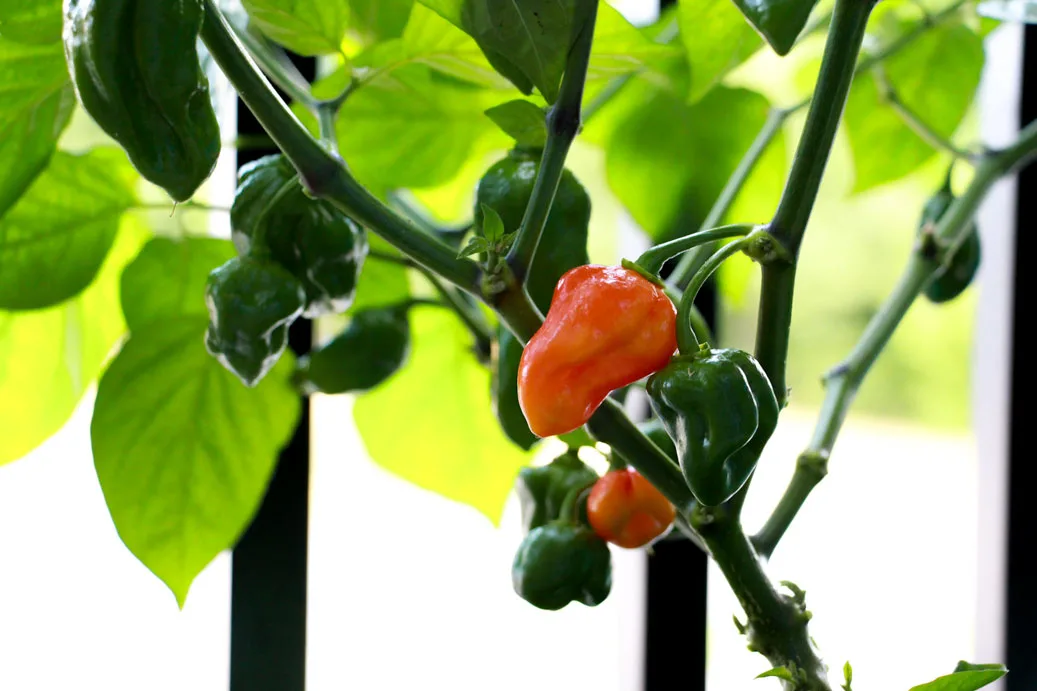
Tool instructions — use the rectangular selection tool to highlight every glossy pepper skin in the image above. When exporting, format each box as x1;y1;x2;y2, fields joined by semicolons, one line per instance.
647;348;779;507
518;265;677;437
205;256;306;387
294;307;411;395
231;155;368;317
588;469;676;548
64;0;220;202
917;179;982;304
515;450;599;533
512;521;612;611
477;150;591;448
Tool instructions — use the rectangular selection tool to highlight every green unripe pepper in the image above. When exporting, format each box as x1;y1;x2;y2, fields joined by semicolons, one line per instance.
917;175;982;304
477;149;591;447
514;449;599;533
512;521;612;611
64;0;220;202
231;155;368;317
294;307;411;394
647;348;779;507
205;256;306;387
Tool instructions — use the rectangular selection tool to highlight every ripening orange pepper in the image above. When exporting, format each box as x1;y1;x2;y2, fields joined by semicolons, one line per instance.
587;468;676;548
517;265;677;438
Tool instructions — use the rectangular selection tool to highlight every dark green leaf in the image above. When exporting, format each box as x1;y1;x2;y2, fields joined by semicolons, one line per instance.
605;85;785;241
91;317;300;607
242;0;350;55
845;22;983;191
732;0;820;56
0;0;63;44
484;100;547;148
353;307;532;523
120;237;237;332
977;0;1037;22
480;203;505;242
0;222;146;465
348;0;414;42
677;0;762;103
908;663;1007;691
0;36;75;220
0;149;138;310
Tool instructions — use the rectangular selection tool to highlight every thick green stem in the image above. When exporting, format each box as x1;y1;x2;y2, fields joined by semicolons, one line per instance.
637;224;753;276
504;0;597;282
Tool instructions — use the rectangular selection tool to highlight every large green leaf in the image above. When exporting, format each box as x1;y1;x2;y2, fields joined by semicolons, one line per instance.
120;237;237;332
845;22;983;192
0;0;63;44
348;235;411;314
348;0;414;42
605;85;784;241
0;36;75;220
242;0;350;55
354;307;530;524
678;0;762;103
0;219;146;465
0;149;139;310
908;662;1007;691
732;0;820;56
91;317;300;607
587;2;681;83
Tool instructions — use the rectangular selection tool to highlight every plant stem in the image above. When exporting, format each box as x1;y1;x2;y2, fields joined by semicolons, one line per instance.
753;117;1037;559
676;239;750;354
199;0;482;293
504;0;597;283
637;224;753;276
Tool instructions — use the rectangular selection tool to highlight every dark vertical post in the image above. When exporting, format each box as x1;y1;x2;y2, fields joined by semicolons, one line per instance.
1006;26;1037;691
229;56;316;691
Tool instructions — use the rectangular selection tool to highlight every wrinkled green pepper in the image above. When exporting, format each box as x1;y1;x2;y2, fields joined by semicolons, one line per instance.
514;450;599;533
64;0;221;202
512;521;612;611
231;154;368;317
647;347;779;507
294;307;411;394
917;176;982;304
205;256;306;387
477;149;591;447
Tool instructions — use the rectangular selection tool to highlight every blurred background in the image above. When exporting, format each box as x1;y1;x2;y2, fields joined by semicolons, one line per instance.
0;1;1023;690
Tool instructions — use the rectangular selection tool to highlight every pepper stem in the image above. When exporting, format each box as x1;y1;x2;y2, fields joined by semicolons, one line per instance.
635;223;753;276
676;238;751;355
559;480;597;525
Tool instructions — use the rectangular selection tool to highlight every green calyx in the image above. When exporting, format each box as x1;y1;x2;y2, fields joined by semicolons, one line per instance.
514;450;599;533
647;348;779;507
231;154;369;317
294;307;411;395
64;0;220;202
512;521;612;611
205;256;306;387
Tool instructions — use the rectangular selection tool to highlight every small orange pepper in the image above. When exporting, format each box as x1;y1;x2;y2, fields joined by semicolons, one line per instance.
517;264;677;438
587;468;676;548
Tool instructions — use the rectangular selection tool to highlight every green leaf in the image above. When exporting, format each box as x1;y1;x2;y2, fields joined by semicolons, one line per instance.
842;661;854;691
348;0;414;42
417;0;587;102
0;218;146;465
120;237;237;332
484;100;547;148
977;0;1037;22
457;235;490;258
480;203;505;242
845;22;983;192
350;235;411;314
91;317;300;607
732;0;820;56
354;307;531;523
605;85;785;241
677;0;762;103
0;149;138;311
587;2;682;83
242;0;350;55
0;36;75;220
757;667;796;681
0;0;63;44
908;663;1007;691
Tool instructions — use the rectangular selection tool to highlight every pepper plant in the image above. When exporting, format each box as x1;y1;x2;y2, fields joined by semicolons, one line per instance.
0;0;1030;688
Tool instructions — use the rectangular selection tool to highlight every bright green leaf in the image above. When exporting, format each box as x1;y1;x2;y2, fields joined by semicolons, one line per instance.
120;237;237;332
484;100;547;148
0;149;138;311
348;0;414;42
354;307;531;524
587;2;681;83
0;0;63;44
605;85;784;241
757;667;796;681
908;663;1007;691
91;317;300;607
242;0;350;55
977;0;1037;22
0;219;146;465
732;0;820;56
678;0;762;103
845;22;983;192
0;36;75;220
349;235;411;314
480;203;505;242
